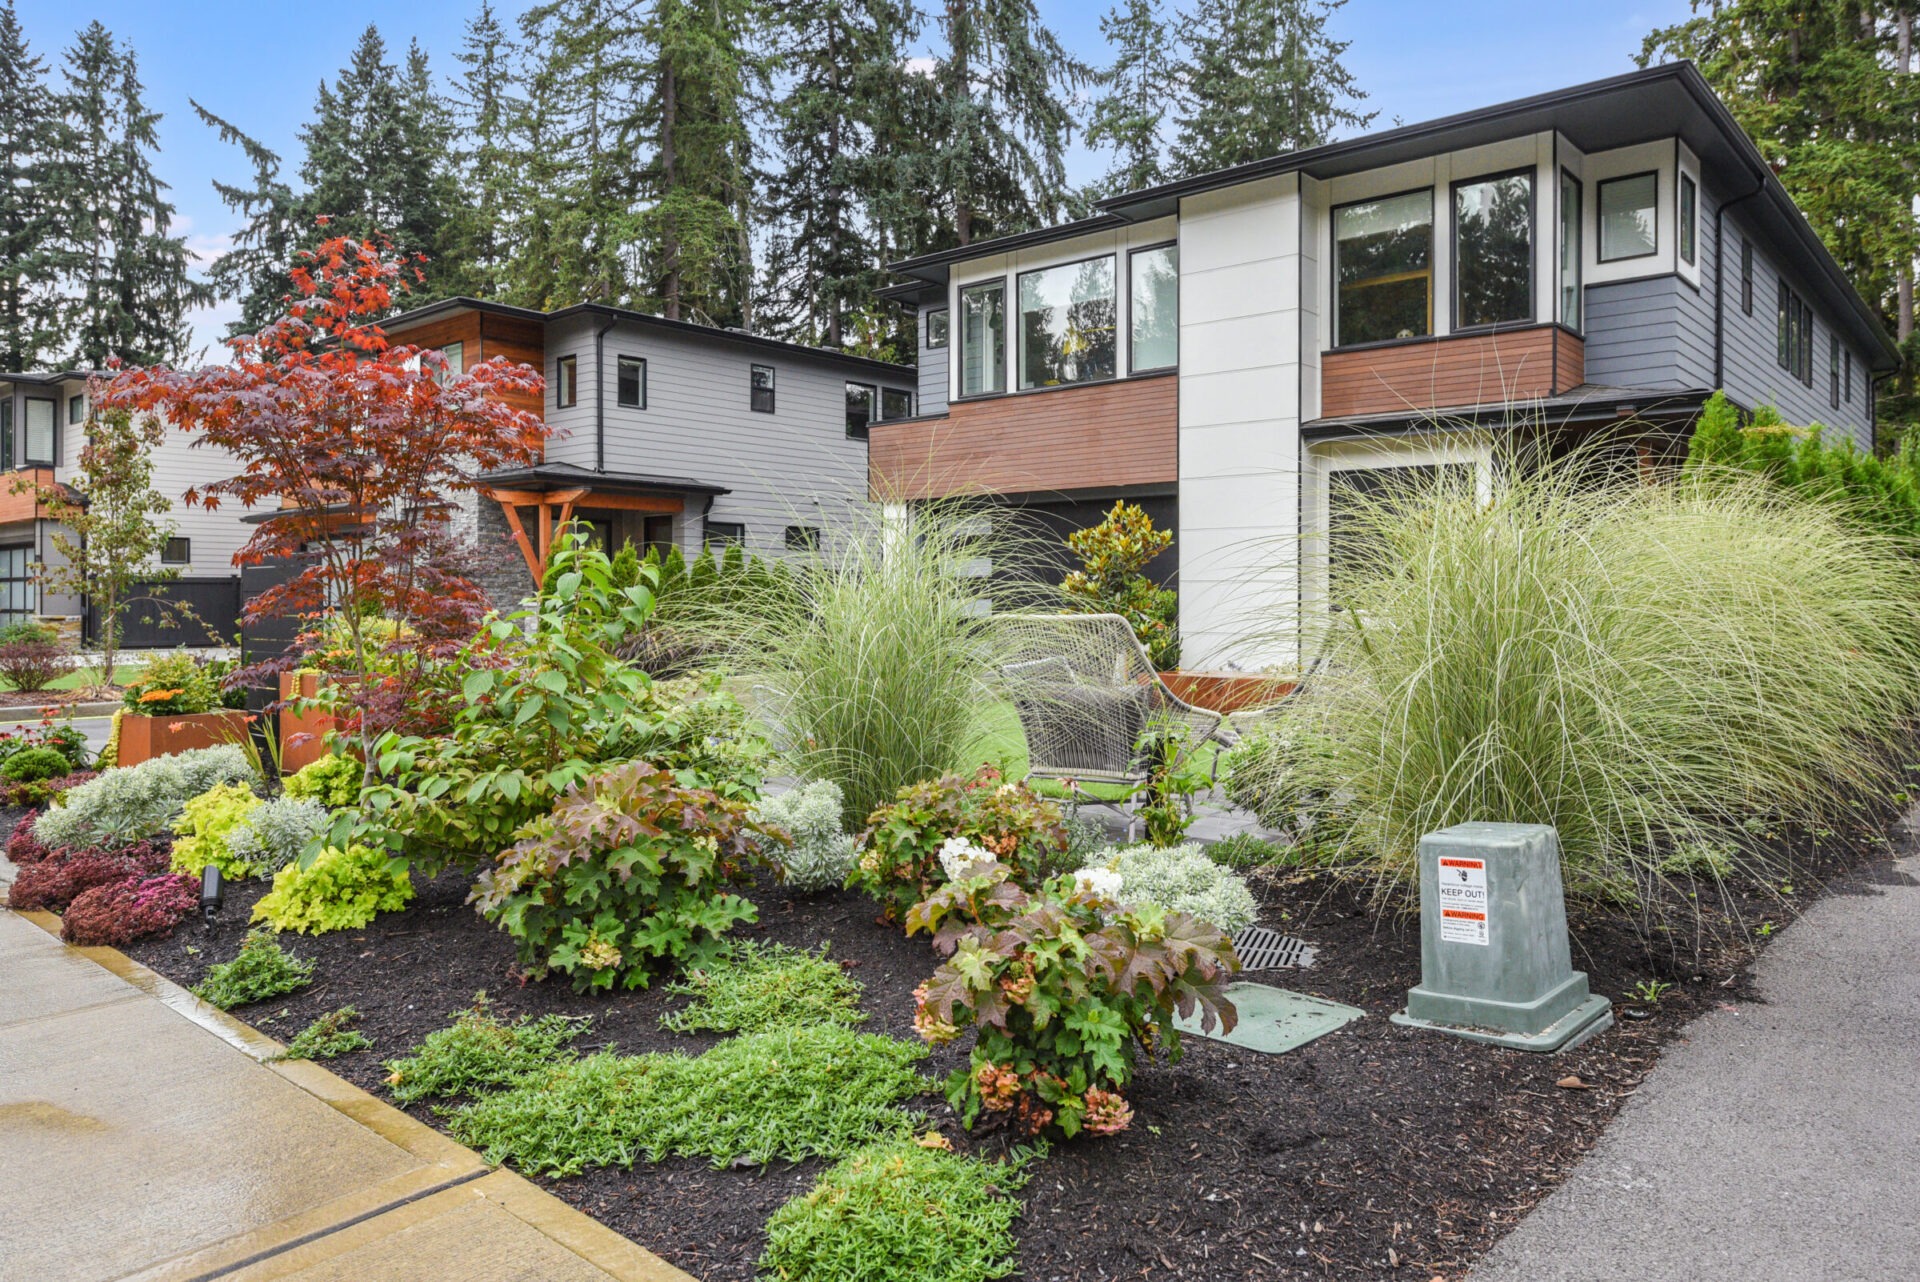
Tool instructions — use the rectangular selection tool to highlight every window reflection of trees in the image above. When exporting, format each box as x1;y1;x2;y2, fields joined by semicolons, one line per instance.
1020;257;1117;387
1456;174;1532;329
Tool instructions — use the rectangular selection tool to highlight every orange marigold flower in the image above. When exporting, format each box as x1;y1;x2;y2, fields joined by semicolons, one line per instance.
138;688;184;703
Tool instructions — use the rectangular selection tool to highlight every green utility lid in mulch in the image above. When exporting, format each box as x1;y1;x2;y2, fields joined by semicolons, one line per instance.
1174;982;1364;1055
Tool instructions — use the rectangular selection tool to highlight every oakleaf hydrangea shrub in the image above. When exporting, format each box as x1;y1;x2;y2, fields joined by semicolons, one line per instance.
751;779;857;892
383;994;587;1103
906;861;1239;1137
473;762;773;992
1079;843;1261;934
169;782;265;879
36;745;258;849
660;941;866;1034
282;752;363;809
226;796;331;874
853;767;1068;922
7;842;169;912
192;929;315;1009
251;844;414;934
59;873;198;946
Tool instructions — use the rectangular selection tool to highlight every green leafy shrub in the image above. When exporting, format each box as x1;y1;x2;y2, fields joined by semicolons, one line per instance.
1205;833;1282;870
383;994;587;1102
168;782;265;878
1;746;73;783
474;761;772;992
36;745;258;849
1236;462;1920;911
0;721;90;772
250;843;414;934
120;649;224;716
447;1025;928;1175
1078;843;1260;934
758;1139;1031;1282
752;778;858;892
192;929;315;1009
661;942;866;1034
906;862;1238;1137
282;753;362;808
226;796;331;874
0;619;57;646
853;767;1068;922
278;1007;372;1061
1061;499;1179;669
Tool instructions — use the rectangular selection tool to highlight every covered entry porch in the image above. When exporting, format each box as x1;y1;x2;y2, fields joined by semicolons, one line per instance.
476;462;730;585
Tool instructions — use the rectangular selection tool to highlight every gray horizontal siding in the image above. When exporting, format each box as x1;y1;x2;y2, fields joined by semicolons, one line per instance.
919;310;949;416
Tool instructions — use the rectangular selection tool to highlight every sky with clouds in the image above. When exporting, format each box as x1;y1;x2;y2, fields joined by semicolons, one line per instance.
13;0;1691;361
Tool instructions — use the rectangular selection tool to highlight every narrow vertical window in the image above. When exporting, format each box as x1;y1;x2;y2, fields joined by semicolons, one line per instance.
750;364;776;413
1740;240;1754;315
1559;171;1582;331
1678;173;1697;266
617;355;646;408
1830;334;1841;409
1454;170;1534;330
959;280;1006;396
1129;243;1179;372
555;355;578;408
23;398;54;464
438;341;465;383
0;400;12;470
1845;351;1853;403
925;308;949;349
67;394;85;424
1777;281;1791;370
844;382;876;438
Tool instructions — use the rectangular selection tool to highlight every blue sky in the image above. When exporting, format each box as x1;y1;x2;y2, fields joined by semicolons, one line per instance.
15;0;1690;358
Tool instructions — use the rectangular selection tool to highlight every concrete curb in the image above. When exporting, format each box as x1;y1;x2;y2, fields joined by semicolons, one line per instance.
0;702;117;723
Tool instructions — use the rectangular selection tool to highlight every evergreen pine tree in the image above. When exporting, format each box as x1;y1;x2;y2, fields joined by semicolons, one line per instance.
1173;0;1373;174
192;102;302;336
1086;0;1180;195
0;1;64;368
446;2;524;300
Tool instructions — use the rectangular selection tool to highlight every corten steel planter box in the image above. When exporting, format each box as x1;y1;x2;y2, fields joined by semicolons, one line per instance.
278;671;337;775
116;709;252;768
1158;671;1294;714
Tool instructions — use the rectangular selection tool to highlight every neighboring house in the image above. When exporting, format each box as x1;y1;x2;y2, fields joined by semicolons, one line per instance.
0;370;251;637
378;298;918;606
874;62;1901;670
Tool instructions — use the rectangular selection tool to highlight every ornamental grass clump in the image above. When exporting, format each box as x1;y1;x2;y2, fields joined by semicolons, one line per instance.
661;941;866;1034
1235;461;1920;917
853;767;1069;922
1079;843;1261;934
751;778;858;892
383;994;587;1102
757;1139;1032;1282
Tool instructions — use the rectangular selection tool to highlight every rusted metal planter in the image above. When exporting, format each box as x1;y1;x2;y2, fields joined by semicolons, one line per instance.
278;670;338;774
116;709;252;768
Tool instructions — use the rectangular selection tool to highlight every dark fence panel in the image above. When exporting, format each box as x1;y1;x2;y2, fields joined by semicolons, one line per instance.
87;577;242;649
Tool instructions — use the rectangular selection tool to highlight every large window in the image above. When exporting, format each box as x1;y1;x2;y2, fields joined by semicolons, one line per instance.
958;280;1005;397
926;308;949;349
1453;170;1533;331
881;387;913;420
617;355;646;409
1334;190;1432;346
1130;243;1178;372
1559;170;1582;331
555;355;577;408
1597;172;1657;262
23;397;54;464
1018;255;1117;389
751;363;776;413
845;382;876;438
1678;173;1697;265
0;545;34;625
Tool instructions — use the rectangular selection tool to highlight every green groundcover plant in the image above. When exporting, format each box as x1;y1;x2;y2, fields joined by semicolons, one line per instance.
251;844;414;934
757;1138;1033;1282
277;1007;372;1061
661;941;867;1034
383;994;588;1102
448;1025;928;1175
907;862;1238;1137
853;767;1069;922
192;929;315;1010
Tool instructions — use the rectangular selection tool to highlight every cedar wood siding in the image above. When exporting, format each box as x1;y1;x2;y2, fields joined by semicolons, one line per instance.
391;310;547;425
868;372;1178;501
1319;325;1583;419
0;467;51;523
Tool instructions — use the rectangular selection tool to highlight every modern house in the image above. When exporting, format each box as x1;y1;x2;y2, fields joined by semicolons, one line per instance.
873;62;1901;670
379;298;918;605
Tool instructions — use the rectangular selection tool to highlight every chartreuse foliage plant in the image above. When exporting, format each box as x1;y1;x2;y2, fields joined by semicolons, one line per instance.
852;767;1068;922
474;761;773;992
1234;460;1920;912
168;782;265;878
192;929;316;1010
283;752;363;809
447;1025;927;1175
35;745;258;849
1060;499;1179;669
661;941;866;1034
757;1139;1033;1282
383;994;588;1103
278;1007;372;1061
907;862;1238;1137
250;844;414;934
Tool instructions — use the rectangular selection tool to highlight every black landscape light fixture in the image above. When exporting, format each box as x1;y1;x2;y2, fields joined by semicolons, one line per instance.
200;864;224;922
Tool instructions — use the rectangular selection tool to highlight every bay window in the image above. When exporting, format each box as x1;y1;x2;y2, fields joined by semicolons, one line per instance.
1017;255;1117;389
1453;170;1533;330
1598;172;1657;262
958;280;1005;397
1334;190;1432;346
1129;244;1178;372
1559;171;1582;330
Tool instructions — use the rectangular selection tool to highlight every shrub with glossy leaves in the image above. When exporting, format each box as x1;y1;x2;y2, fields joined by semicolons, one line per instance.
474;761;773;992
168;782;265;879
383;993;587;1102
35;745;257;849
906;862;1238;1137
7;842;169;912
250;843;414;934
227;796;331;874
282;752;362;809
751;779;857;893
853;767;1068;922
1079;843;1261;934
192;929;315;1009
59;873;198;946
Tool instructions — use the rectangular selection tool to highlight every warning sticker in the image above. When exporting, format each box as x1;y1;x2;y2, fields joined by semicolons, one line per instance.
1436;856;1489;946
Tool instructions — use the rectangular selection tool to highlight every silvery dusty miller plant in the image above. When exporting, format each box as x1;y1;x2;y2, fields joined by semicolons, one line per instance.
751;779;857;892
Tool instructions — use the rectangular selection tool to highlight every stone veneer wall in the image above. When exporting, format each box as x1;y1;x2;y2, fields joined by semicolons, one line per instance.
471;500;537;613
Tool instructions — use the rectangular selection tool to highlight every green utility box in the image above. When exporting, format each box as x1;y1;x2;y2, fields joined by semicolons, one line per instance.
1390;822;1612;1052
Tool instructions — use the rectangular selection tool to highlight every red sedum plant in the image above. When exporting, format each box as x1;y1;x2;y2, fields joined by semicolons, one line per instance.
473;762;775;993
7;842;170;912
61;873;198;946
6;813;56;864
853;766;1068;922
906;862;1239;1138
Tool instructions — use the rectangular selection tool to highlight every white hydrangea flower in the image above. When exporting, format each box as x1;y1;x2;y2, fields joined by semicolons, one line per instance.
1076;842;1259;933
937;836;994;882
1073;867;1124;901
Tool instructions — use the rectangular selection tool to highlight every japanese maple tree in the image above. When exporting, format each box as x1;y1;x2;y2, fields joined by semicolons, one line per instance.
100;232;547;770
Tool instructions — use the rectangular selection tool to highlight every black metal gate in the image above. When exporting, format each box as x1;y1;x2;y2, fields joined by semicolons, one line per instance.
85;577;242;648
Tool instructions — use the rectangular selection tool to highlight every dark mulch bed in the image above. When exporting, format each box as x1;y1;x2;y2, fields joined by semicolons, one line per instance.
75;791;1907;1282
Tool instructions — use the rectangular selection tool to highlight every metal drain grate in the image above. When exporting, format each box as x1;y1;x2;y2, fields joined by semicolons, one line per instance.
1231;926;1316;970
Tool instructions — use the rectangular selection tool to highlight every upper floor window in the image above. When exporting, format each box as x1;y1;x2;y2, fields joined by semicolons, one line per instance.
1777;281;1813;386
1598;172;1657;262
926;308;949;349
1830;334;1842;409
67;394;85;424
751;363;776;413
1130;243;1179;372
1740;239;1754;314
881;387;913;420
1018;255;1117;389
438;341;465;384
555;354;578;408
1334;189;1432;346
1845;350;1854;403
1559;170;1582;332
959;280;1005;397
845;382;876;438
23;398;54;464
1453;169;1533;331
0;400;11;469
1678;174;1697;266
617;355;646;409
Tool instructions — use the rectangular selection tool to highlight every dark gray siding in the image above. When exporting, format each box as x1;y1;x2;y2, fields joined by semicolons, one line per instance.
1583;275;1702;391
919;309;949;415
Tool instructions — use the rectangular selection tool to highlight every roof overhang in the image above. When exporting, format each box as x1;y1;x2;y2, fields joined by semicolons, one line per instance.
476;462;731;499
1301;385;1716;444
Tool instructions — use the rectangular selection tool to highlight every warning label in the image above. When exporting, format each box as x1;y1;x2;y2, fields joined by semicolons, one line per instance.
1436;856;1489;946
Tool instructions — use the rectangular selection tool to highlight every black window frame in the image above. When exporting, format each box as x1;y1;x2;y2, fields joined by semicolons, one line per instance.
555;354;578;409
616;354;647;409
22;396;55;465
703;520;746;547
783;524;820;551
1127;240;1181;374
0;400;10;469
1678;172;1697;266
1450;166;1537;334
957;279;1007;398
925;308;949;350
1015;251;1119;391
1596;170;1659;264
1830;333;1842;409
880;387;914;420
1558;167;1583;334
0;543;35;624
844;381;877;439
1845;350;1854;403
66;393;85;425
1740;239;1754;314
750;363;776;413
1779;285;1815;388
1331;184;1436;349
161;536;190;565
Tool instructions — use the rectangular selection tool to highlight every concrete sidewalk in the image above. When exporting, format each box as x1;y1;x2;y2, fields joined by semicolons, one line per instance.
0;894;693;1282
1472;826;1920;1282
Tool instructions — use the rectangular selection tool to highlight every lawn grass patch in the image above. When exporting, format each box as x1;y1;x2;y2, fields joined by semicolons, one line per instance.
382;993;587;1102
448;1025;929;1175
660;941;866;1034
757;1138;1032;1282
